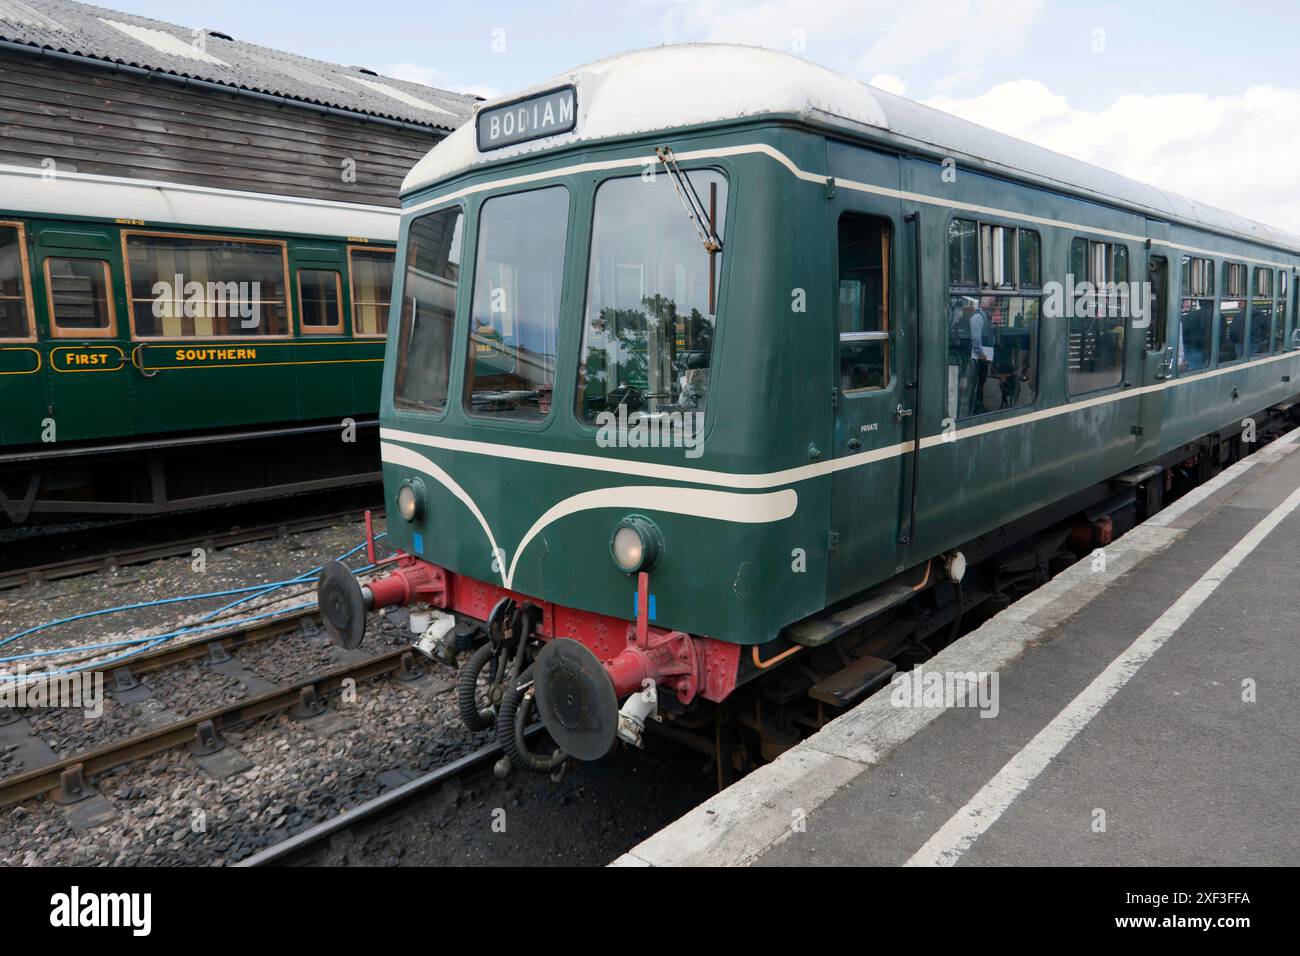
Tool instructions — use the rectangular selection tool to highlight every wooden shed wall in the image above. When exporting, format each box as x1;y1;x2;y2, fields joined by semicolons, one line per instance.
0;49;442;207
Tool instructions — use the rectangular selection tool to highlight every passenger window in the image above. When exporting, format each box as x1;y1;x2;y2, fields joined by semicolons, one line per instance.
1178;256;1214;372
1067;237;1128;394
837;213;890;393
948;219;978;287
1278;271;1291;352
298;269;342;334
1218;263;1247;364
1249;268;1274;357
467;186;569;421
1147;255;1169;353
394;206;463;413
46;258;115;338
349;247;396;337
124;233;289;337
947;219;1041;419
0;223;33;340
577;171;725;423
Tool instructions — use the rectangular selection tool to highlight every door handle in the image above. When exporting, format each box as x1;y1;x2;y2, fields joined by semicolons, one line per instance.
895;404;913;422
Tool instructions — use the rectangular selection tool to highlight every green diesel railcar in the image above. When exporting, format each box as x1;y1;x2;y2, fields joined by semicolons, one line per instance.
0;166;399;522
320;45;1300;768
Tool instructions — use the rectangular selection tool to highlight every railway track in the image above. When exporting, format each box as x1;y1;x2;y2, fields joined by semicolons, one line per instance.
0;491;382;591
0;607;428;808
235;734;518;866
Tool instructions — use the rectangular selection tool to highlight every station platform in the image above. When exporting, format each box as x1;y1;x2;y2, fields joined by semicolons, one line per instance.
616;429;1300;866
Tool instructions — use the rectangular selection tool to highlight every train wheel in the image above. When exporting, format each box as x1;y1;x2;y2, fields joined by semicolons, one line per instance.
457;642;504;732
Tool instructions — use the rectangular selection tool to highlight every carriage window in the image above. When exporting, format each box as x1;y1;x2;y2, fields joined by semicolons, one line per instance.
948;219;978;288
298;269;342;334
577;170;726;424
1147;255;1169;353
1278;271;1291;352
947;221;1041;419
1178;256;1213;373
0;224;32;340
394;206;463;412
349;248;395;337
1019;230;1041;289
837;214;890;392
46;258;115;338
124;233;287;337
1249;267;1274;357
1067;238;1128;394
467;187;568;421
1218;262;1247;365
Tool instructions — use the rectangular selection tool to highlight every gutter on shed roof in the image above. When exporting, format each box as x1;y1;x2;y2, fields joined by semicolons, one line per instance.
0;37;452;135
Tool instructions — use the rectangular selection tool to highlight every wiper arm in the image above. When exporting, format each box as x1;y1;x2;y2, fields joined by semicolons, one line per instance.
656;146;721;254
656;146;722;313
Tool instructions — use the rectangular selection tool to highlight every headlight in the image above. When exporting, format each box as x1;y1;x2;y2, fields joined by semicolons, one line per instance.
610;515;662;574
396;478;426;522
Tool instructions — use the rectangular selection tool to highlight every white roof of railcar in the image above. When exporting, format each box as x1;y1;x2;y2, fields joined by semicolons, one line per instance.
403;44;1300;255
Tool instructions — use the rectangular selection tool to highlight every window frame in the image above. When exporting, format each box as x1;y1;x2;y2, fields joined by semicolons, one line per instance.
574;166;732;434
1282;270;1295;351
1248;266;1275;358
1066;234;1130;396
347;244;397;339
44;256;118;340
295;268;345;336
1216;260;1248;366
837;211;893;395
0;220;37;343
1146;253;1171;355
1177;255;1215;376
392;202;467;418
464;182;573;426
120;229;292;341
945;214;1045;421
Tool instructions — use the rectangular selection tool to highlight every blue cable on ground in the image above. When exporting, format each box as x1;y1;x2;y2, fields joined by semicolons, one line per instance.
0;532;388;679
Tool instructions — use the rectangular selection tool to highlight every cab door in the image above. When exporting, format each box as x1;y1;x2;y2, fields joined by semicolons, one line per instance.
826;142;913;603
1134;219;1173;458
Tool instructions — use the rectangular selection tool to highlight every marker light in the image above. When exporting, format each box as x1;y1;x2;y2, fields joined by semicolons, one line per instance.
396;478;427;522
610;515;662;574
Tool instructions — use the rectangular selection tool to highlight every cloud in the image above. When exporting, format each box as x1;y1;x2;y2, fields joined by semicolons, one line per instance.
924;81;1300;234
868;73;907;96
652;0;1045;81
383;62;499;100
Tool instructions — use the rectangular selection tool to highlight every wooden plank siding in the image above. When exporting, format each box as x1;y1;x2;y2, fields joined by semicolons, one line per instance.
0;50;444;206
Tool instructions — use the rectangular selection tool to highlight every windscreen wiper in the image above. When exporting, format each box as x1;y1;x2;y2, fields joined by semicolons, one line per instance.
655;146;722;313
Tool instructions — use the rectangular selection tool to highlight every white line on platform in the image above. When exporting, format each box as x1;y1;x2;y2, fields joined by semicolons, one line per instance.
905;476;1300;867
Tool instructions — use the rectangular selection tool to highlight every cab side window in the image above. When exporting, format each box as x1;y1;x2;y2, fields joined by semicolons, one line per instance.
836;213;890;393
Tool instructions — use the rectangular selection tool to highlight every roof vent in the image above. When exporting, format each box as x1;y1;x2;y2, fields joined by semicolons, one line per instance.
207;30;233;41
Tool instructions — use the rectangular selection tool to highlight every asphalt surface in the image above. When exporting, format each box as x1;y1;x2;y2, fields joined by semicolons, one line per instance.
621;432;1300;866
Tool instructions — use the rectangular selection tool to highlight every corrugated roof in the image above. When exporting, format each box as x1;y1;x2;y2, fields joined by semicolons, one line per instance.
0;0;476;130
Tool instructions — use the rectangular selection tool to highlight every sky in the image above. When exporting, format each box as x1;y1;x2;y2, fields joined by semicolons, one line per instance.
103;0;1300;232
